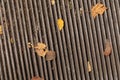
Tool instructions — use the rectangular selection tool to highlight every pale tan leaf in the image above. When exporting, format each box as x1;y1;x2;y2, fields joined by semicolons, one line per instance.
87;61;92;72
34;43;47;50
45;51;56;61
35;49;48;57
0;25;3;35
27;42;33;48
51;0;55;5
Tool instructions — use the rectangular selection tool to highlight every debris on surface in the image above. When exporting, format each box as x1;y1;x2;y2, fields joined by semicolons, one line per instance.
34;43;47;50
0;25;3;35
91;3;107;18
10;38;14;44
31;76;44;80
51;0;55;5
34;43;47;57
27;42;33;48
104;39;112;56
28;42;56;60
80;8;83;15
87;61;92;72
69;1;73;9
45;50;56;61
35;49;48;57
57;18;64;31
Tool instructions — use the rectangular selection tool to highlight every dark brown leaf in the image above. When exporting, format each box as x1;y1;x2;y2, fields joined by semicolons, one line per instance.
45;51;56;61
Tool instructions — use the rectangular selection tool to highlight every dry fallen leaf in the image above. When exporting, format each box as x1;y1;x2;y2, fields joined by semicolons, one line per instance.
31;76;44;80
34;43;47;50
104;39;112;56
10;38;14;44
91;3;107;18
51;0;55;5
35;49;48;57
0;25;3;35
45;50;56;61
57;18;64;31
87;61;92;72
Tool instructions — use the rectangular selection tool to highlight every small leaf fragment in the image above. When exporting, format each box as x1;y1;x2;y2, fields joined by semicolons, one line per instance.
91;3;107;18
45;50;56;61
27;42;33;48
35;49;48;57
34;43;47;50
57;18;64;31
0;25;3;35
31;76;44;80
104;39;112;56
87;61;92;72
80;8;83;15
69;1;73;9
51;0;55;5
10;38;14;44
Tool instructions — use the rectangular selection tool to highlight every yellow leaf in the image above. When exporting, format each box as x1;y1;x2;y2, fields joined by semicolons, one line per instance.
57;18;64;31
91;3;107;18
104;39;112;56
0;25;3;35
87;61;92;72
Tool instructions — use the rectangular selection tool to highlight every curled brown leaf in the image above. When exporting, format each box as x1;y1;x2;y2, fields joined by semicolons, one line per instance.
45;51;56;61
104;39;112;56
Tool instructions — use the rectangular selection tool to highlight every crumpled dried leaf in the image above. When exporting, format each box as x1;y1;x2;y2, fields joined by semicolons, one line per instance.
104;39;112;56
51;0;55;5
87;61;92;72
91;3;107;18
0;25;3;35
57;18;64;31
35;49;48;57
45;50;56;61
10;38;14;44
34;43;47;50
34;43;48;57
31;76;44;80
